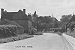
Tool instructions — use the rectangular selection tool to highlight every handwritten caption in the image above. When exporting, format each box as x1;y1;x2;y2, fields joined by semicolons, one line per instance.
15;45;32;48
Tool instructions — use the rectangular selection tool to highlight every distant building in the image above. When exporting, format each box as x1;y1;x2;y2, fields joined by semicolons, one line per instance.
1;8;32;33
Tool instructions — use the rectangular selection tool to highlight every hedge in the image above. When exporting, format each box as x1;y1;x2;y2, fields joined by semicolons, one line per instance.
0;25;24;38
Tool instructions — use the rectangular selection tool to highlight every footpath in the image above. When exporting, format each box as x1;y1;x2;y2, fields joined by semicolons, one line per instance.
63;33;75;50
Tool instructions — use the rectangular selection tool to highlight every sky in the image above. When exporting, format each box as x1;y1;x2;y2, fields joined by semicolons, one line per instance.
0;0;75;20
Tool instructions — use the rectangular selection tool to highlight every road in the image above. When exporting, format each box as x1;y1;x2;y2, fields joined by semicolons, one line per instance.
0;33;74;50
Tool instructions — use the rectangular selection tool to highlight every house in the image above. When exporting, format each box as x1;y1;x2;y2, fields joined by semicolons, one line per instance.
1;8;32;33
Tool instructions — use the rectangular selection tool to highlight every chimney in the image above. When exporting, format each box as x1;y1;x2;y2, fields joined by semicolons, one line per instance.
23;9;26;14
1;8;4;20
1;8;4;13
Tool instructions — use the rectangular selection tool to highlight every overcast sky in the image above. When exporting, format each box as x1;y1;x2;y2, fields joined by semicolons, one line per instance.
0;0;75;20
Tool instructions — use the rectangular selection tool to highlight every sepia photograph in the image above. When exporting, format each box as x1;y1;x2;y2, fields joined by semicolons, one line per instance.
0;0;75;50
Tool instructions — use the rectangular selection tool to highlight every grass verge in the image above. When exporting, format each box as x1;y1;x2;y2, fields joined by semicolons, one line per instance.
0;34;33;44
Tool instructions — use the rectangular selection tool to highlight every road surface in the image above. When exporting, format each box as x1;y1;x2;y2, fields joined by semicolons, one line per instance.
0;33;74;50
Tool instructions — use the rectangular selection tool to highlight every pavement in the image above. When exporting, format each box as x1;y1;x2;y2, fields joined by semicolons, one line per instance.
63;33;75;50
0;33;74;50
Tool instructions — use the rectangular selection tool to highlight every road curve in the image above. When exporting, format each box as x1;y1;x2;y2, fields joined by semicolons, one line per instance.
0;33;73;50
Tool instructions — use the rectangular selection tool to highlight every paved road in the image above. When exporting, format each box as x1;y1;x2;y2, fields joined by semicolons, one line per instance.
0;33;73;50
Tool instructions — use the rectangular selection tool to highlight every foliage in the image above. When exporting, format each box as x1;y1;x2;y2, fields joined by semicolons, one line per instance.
60;14;72;22
0;25;24;38
32;15;59;32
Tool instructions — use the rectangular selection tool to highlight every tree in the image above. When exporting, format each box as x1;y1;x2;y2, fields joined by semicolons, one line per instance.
60;14;72;22
60;14;72;32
